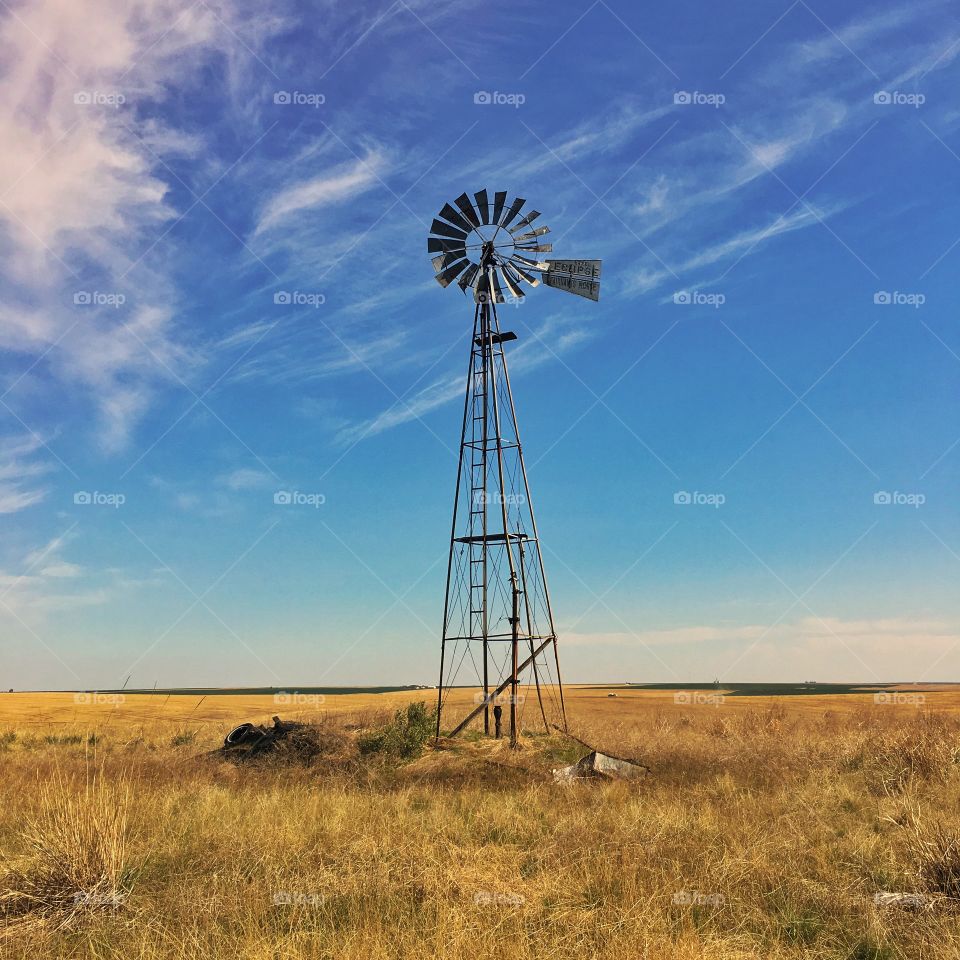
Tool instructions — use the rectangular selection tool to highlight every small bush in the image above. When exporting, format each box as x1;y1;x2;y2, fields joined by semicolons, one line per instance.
358;702;435;761
859;725;952;794
914;819;960;899
42;734;85;746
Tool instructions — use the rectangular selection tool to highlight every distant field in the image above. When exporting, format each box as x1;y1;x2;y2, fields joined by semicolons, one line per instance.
2;682;959;733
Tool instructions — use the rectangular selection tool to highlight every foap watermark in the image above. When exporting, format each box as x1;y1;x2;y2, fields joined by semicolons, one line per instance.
674;90;725;108
672;891;724;907
474;890;525;906
674;692;725;707
74;692;126;706
274;290;325;307
874;290;924;308
274;691;326;707
272;891;326;907
273;490;325;508
473;90;525;108
674;491;725;508
874;691;926;706
273;90;325;107
874;490;925;508
874;90;925;108
72;890;126;909
673;290;725;308
473;692;525;706
74;491;125;508
74;90;125;107
476;291;516;305
74;291;126;308
473;490;526;506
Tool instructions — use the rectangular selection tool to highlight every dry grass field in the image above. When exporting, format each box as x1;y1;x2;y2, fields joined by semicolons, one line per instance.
3;685;960;959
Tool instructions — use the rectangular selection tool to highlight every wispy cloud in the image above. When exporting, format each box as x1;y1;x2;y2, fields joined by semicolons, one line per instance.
0;532;98;625
254;148;390;235
219;467;274;491
337;314;594;443
0;434;53;514
565;616;960;655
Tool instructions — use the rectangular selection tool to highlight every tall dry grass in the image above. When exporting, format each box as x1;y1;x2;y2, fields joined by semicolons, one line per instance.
0;701;959;958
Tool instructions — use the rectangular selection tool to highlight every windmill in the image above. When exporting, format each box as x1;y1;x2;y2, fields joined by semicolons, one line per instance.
430;189;601;746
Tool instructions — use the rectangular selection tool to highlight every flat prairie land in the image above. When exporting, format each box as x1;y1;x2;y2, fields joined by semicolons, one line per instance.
2;685;960;959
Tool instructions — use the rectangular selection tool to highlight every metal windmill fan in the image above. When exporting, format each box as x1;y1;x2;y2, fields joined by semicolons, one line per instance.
428;189;601;302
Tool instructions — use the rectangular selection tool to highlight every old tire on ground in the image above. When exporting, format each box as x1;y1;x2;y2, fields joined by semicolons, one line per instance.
224;723;259;746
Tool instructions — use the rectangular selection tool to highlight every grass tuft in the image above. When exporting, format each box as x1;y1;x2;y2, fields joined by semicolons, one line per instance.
0;772;134;933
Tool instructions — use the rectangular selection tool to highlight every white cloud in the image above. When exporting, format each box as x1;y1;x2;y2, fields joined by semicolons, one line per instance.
0;433;52;514
38;561;83;578
0;0;279;453
564;616;960;661
0;533;97;625
219;467;274;491
254;149;389;235
559;614;960;683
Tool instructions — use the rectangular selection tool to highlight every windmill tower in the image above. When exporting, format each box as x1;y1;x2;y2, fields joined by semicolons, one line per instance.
430;190;601;745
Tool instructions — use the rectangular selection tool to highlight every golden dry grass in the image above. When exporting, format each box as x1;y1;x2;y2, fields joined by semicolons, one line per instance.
2;686;960;958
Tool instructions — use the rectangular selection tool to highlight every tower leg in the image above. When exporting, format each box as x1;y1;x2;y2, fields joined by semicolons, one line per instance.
437;304;482;740
490;304;567;733
510;569;519;747
518;539;549;733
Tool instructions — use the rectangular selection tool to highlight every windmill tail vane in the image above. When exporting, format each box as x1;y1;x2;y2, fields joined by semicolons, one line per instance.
430;189;601;746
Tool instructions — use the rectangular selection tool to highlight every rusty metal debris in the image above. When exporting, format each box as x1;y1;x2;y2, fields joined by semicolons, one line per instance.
552;750;648;783
873;891;936;910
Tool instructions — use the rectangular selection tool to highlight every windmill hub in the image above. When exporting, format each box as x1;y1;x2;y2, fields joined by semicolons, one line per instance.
431;189;602;747
479;239;496;268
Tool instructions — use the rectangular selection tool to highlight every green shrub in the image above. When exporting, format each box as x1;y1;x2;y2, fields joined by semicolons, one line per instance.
358;702;435;761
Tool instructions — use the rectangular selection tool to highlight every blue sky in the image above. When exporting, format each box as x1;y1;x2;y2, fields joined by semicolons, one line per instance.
1;0;959;689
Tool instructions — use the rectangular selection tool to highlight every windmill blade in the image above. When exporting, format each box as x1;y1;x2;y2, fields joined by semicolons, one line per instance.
428;237;467;255
511;253;549;270
457;262;480;293
430;218;469;241
474;189;490;225
508;261;540;287
499;196;525;228
512;225;550;243
509;210;541;234
499;264;525;300
454;192;481;228
432;252;464;273
515;242;553;253
438;203;474;234
492;190;507;225
435;258;469;287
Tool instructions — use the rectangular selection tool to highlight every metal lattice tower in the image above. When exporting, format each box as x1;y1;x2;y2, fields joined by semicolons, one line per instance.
429;190;601;746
